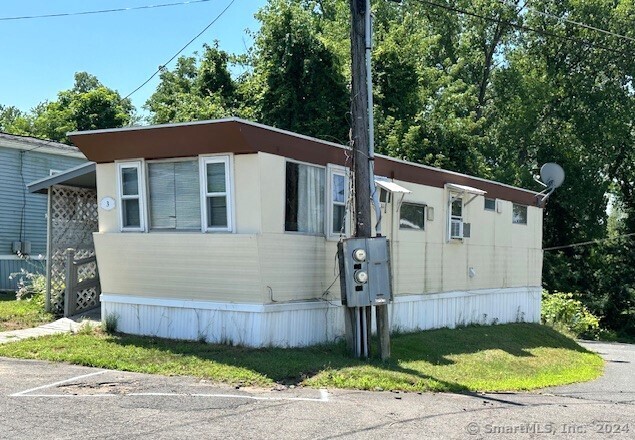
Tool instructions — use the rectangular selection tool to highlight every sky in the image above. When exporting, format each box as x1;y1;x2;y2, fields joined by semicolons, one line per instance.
0;0;267;118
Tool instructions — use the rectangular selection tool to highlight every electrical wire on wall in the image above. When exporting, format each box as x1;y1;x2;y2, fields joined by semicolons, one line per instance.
18;150;27;244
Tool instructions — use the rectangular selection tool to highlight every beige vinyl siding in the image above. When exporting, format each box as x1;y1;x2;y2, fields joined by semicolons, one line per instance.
96;163;118;232
94;151;543;304
258;234;330;302
382;178;542;297
258;153;286;234
234;154;261;233
94;233;262;302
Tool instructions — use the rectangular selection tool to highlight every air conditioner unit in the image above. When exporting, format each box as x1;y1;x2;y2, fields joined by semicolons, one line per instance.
450;219;463;239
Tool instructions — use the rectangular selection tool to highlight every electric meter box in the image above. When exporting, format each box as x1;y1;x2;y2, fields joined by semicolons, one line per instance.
338;237;393;307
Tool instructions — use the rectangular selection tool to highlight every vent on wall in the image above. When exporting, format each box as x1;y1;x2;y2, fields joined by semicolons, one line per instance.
463;223;471;238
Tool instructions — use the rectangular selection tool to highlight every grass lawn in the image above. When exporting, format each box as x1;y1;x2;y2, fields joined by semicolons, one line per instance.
0;323;603;392
0;292;54;331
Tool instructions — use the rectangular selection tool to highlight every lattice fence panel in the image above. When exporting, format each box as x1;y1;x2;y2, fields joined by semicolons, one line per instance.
48;185;99;315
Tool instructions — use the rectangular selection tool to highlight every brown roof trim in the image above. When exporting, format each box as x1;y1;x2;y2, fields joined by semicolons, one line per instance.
69;118;540;207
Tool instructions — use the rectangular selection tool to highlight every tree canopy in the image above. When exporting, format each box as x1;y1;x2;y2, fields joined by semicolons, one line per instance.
1;72;133;144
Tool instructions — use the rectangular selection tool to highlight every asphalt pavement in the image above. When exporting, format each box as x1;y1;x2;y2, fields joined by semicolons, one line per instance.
0;340;632;439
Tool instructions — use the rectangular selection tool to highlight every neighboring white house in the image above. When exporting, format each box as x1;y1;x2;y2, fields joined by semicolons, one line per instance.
69;118;543;347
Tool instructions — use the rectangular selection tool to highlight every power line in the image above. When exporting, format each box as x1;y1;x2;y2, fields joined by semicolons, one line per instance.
122;0;236;101
543;232;635;251
409;0;633;57
0;0;214;22
526;4;635;45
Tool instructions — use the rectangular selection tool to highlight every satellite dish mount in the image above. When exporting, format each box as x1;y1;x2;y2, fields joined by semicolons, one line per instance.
534;163;565;207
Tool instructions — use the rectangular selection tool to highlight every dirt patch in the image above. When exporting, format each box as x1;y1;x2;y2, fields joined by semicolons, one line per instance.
56;380;142;395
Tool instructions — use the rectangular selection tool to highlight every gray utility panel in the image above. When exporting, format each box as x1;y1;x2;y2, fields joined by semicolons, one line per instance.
338;237;393;307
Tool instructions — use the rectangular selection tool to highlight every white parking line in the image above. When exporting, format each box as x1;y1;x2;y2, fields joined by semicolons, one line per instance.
10;370;109;397
10;370;329;402
127;389;329;402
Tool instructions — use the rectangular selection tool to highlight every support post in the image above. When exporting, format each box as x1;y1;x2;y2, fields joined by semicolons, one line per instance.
377;304;390;359
45;189;53;312
64;248;76;317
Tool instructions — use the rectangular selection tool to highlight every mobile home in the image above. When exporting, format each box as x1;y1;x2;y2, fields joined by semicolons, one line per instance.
69;118;542;347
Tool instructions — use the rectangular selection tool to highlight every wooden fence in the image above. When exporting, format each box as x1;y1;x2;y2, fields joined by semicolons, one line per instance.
64;248;101;317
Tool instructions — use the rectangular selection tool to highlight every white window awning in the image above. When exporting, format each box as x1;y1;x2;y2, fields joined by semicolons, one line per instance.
375;179;411;194
446;183;487;196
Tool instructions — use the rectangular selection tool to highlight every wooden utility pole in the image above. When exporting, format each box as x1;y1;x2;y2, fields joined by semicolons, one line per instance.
349;0;391;360
350;1;370;237
347;0;372;359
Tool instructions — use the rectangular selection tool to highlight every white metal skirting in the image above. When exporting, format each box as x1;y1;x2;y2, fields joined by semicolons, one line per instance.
101;287;541;347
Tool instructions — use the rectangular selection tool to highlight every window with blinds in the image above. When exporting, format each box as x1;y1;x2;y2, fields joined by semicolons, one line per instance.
148;160;201;231
116;156;233;233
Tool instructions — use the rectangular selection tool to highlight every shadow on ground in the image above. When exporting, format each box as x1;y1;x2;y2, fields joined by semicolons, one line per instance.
107;323;592;390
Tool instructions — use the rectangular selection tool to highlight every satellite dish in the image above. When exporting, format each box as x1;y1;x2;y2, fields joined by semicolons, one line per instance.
540;163;565;189
535;162;565;207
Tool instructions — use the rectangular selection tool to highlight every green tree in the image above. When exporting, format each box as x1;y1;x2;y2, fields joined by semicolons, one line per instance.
2;72;134;143
487;0;635;334
145;43;243;124
0;105;32;135
248;0;349;142
38;72;133;142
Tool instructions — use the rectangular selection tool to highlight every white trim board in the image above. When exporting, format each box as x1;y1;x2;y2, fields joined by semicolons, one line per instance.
102;286;541;314
100;294;341;313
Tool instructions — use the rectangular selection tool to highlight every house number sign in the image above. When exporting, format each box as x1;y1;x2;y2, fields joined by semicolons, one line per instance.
100;197;116;211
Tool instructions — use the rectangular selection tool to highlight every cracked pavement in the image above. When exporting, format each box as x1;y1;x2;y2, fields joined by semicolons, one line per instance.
0;341;632;439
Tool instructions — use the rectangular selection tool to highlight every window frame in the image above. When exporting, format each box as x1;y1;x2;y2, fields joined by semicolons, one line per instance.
200;154;234;233
284;159;327;236
484;197;496;212
116;160;146;232
326;164;349;239
399;202;426;231
448;194;464;241
512;203;528;225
